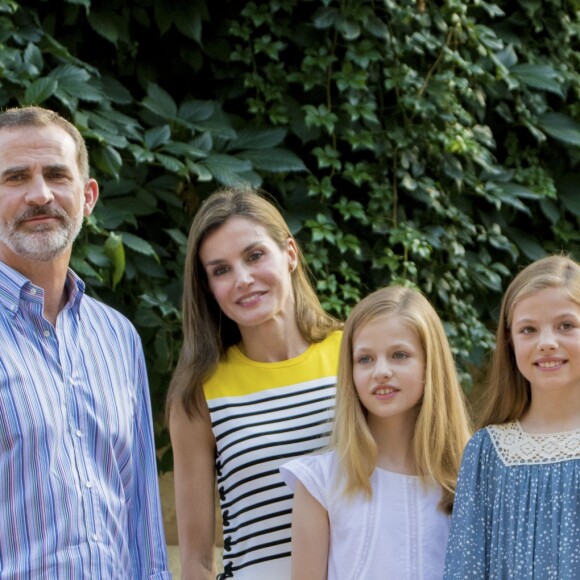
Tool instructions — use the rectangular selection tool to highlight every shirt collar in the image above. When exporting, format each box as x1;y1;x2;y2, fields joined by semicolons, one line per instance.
0;260;86;316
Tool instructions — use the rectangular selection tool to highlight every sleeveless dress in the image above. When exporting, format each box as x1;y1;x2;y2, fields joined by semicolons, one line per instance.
204;331;341;579
444;422;580;579
281;450;450;579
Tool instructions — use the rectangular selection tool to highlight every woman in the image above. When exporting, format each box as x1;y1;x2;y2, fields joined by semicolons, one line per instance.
167;187;342;580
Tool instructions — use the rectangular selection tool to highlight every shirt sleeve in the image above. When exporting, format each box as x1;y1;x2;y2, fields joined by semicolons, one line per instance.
127;337;171;579
443;429;494;579
280;453;331;510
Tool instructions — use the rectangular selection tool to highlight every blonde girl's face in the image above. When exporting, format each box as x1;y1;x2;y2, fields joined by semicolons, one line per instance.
352;314;425;425
511;286;580;397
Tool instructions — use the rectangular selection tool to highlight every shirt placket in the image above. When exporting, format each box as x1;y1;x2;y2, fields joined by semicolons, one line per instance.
54;303;103;548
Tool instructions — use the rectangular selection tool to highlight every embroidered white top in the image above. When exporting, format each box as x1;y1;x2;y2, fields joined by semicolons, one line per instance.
281;450;450;580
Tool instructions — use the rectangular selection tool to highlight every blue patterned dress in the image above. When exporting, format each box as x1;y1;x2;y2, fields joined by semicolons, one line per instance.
444;422;580;579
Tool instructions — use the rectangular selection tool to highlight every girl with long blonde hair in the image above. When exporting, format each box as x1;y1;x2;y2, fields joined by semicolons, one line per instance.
281;285;471;579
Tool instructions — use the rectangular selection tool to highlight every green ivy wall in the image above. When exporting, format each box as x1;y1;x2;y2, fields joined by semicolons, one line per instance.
1;0;579;467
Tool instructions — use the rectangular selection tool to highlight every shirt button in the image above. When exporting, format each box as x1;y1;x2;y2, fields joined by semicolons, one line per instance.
69;377;74;385
43;330;50;337
9;305;15;311
92;534;98;541
75;430;82;437
30;288;37;295
85;481;92;488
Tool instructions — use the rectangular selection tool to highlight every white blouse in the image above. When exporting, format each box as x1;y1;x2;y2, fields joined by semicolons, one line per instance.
281;450;450;580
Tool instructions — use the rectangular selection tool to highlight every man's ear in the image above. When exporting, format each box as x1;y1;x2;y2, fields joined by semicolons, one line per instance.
83;178;99;217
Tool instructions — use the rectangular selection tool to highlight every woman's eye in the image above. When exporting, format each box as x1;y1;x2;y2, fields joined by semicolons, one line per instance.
248;251;263;262
561;321;576;330
356;355;372;364
212;266;229;277
520;326;535;334
393;351;408;360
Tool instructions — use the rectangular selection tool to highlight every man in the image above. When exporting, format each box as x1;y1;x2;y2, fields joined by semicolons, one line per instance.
0;106;171;578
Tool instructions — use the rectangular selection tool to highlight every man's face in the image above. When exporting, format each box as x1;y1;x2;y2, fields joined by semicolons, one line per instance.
0;124;97;266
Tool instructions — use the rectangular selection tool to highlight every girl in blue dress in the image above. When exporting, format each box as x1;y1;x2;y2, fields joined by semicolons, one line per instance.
444;255;580;579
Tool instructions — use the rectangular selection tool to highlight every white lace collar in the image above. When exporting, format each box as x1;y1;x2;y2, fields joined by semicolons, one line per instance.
487;421;580;466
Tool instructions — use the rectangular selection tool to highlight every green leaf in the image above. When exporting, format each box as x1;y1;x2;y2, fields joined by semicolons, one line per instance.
121;232;158;259
23;77;58;105
91;144;122;177
155;152;187;175
511;64;564;97
145;125;172;150
175;9;202;42
143;83;178;120
238;148;307;172
229;126;286;150
178;100;215;123
538;113;580;147
87;11;128;46
165;228;188;245
557;174;580;217
100;76;133;105
201;154;253;186
495;181;543;200
103;232;125;289
506;228;546;261
23;43;43;71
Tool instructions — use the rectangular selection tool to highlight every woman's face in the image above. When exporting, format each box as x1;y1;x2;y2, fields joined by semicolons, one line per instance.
199;216;298;334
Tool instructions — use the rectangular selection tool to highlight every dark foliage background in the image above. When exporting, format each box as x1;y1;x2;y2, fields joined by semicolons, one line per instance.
2;0;579;469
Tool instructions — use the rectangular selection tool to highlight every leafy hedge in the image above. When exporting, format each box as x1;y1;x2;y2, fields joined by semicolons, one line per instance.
1;0;579;469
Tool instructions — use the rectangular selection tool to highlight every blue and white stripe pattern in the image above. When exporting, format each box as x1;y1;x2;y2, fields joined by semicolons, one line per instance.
0;262;170;579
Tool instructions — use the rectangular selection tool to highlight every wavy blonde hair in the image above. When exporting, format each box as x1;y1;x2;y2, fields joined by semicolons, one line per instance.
478;254;580;428
331;286;471;514
166;186;342;419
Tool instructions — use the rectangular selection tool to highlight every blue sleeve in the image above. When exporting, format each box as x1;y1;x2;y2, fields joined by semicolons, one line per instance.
443;429;495;579
128;340;172;579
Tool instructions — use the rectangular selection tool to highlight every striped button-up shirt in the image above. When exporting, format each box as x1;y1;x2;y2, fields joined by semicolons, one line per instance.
0;261;170;579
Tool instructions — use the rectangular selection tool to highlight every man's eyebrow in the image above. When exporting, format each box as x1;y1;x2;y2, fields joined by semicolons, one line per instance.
43;164;72;174
1;165;30;177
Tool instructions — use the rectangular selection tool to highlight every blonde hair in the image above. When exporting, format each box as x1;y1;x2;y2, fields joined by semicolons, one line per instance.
167;186;342;418
479;254;580;428
331;286;471;514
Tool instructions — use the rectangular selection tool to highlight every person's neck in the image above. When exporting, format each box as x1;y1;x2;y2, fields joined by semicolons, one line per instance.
520;388;580;433
238;318;309;363
368;413;418;475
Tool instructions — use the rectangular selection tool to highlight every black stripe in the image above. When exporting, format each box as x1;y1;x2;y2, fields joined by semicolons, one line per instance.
211;394;334;428
215;409;334;445
218;442;328;493
218;417;332;456
223;508;293;535
221;481;286;510
217;434;330;482
224;492;293;522
226;523;291;546
209;382;335;413
225;549;291;572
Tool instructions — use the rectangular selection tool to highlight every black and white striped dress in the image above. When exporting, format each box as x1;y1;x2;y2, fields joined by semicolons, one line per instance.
205;331;341;579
